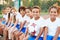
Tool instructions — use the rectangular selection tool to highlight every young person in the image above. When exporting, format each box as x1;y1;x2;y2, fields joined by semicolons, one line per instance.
3;6;12;40
7;7;18;40
0;8;7;37
11;6;26;40
44;6;60;40
27;6;45;40
52;6;60;40
18;7;33;40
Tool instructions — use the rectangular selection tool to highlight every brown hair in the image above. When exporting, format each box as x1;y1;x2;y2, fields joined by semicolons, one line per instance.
57;6;60;15
49;6;58;12
13;15;16;23
2;8;6;14
26;7;32;11
8;13;10;19
11;7;17;12
18;6;26;12
32;6;41;12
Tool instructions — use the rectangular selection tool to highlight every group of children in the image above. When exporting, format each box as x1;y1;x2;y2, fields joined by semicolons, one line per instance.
0;5;60;40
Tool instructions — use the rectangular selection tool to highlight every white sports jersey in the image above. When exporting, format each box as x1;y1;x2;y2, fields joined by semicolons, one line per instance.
45;17;60;37
16;13;28;25
10;13;14;17
23;15;32;27
3;14;8;21
16;12;22;24
28;17;45;36
3;12;14;21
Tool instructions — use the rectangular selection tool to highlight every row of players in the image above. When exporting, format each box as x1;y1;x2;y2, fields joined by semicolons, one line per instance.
0;6;60;40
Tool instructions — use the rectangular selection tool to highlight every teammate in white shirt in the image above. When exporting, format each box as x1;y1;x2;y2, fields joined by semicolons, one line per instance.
1;6;11;27
44;6;60;40
0;8;7;37
52;6;60;40
6;7;17;40
2;6;12;40
18;7;33;40
12;6;27;40
27;6;45;40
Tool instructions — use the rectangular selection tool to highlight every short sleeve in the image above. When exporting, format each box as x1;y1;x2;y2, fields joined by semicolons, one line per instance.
57;18;60;27
39;17;47;27
40;19;48;27
57;21;60;27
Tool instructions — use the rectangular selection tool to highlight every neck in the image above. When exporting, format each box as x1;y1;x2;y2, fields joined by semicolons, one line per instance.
50;18;56;22
35;16;40;20
22;14;25;17
30;16;33;19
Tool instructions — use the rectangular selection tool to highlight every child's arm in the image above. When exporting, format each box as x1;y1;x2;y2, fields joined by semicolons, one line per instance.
13;20;18;28
25;27;29;36
53;27;60;40
24;27;29;40
43;27;48;40
35;27;44;40
20;21;26;31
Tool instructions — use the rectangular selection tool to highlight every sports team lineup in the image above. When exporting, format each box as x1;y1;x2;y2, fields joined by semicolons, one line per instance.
0;2;60;40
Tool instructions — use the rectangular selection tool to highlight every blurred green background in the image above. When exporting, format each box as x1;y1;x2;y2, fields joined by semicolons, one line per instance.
0;0;60;18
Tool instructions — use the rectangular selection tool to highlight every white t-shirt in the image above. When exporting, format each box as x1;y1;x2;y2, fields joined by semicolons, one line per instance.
16;12;22;24
45;17;60;37
3;12;14;21
20;15;30;27
23;15;32;27
3;14;8;21
28;17;45;36
16;13;28;25
10;13;14;17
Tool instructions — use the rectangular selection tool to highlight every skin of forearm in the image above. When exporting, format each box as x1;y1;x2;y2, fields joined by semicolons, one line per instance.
43;27;48;40
13;20;18;27
36;27;44;39
53;27;60;40
20;21;26;31
25;28;29;37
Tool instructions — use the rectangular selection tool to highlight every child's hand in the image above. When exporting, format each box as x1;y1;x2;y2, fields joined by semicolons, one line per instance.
7;26;11;30
23;38;27;40
35;38;38;40
23;35;28;40
53;38;56;40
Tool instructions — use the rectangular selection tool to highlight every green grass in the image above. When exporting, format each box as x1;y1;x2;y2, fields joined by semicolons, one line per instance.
0;14;3;18
0;11;3;18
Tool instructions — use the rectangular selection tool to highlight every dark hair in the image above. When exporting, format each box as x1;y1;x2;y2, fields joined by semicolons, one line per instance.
56;6;60;15
18;6;26;12
8;13;10;19
49;6;58;12
26;7;32;11
32;6;41;12
13;15;16;23
8;13;10;21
